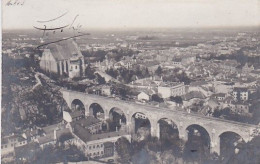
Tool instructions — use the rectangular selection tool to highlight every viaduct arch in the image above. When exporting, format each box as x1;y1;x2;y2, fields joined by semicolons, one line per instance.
61;89;259;155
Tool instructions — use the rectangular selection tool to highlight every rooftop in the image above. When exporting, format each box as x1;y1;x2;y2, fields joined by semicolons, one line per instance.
2;134;26;144
234;87;248;92
45;39;82;61
90;130;128;141
159;82;184;88
56;128;74;141
213;93;226;97
73;124;92;143
14;142;40;158
24;129;40;137
182;91;206;101
190;81;208;86
70;110;84;119
37;133;55;145
71;116;102;128
42;123;60;134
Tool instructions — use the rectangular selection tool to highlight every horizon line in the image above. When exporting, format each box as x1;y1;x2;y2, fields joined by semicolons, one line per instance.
2;25;260;31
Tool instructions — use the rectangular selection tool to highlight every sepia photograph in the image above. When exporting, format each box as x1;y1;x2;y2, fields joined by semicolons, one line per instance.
1;0;260;163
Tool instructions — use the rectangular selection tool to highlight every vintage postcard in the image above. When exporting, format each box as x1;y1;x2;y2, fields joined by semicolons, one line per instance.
1;0;260;163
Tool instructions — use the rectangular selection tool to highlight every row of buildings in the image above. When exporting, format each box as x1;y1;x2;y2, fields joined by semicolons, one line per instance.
2;110;131;162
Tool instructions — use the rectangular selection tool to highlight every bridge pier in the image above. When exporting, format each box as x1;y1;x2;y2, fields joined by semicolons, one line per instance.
126;121;132;134
209;129;220;155
179;129;188;142
151;121;160;139
84;104;89;116
104;114;109;120
130;118;136;134
210;135;220;155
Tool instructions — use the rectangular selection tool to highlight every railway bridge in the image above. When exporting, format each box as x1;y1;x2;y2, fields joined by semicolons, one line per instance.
61;89;259;155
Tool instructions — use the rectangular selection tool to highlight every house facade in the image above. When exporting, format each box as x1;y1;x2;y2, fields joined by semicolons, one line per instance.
233;87;249;101
1;135;28;156
158;82;186;98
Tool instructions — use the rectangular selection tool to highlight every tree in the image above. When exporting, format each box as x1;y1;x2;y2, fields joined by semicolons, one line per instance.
111;84;132;98
176;71;191;85
146;137;162;152
151;94;164;103
212;109;221;117
85;64;95;79
132;149;151;164
106;68;118;79
115;137;132;163
170;96;183;104
225;136;260;164
58;133;73;145
155;66;163;76
160;150;176;164
95;73;106;84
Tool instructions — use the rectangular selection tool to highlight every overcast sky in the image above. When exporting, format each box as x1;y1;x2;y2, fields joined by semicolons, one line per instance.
2;0;260;29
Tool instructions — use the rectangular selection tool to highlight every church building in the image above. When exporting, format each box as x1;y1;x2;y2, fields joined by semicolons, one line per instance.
39;40;85;78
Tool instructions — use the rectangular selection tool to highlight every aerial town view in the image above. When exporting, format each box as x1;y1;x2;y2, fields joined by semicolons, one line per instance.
1;0;260;164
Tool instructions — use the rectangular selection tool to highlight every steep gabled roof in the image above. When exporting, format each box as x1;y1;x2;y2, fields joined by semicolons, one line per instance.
73;124;91;143
45;39;83;61
37;133;55;145
182;91;206;101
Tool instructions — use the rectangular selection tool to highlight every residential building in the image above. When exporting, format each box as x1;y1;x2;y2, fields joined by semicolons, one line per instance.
242;63;254;73
101;86;111;96
233;87;249;101
70;119;131;159
137;92;150;101
213;81;234;94
181;55;196;65
158;82;186;98
37;132;56;149
14;142;40;162
212;93;226;101
69;116;103;135
1;135;28;156
172;58;182;67
22;129;41;142
219;60;238;73
182;91;206;107
230;102;250;115
36;124;71;149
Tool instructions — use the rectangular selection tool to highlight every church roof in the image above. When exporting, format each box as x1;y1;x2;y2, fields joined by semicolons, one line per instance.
45;39;82;61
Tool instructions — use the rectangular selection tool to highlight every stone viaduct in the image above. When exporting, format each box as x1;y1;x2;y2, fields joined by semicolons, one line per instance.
61;89;259;155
